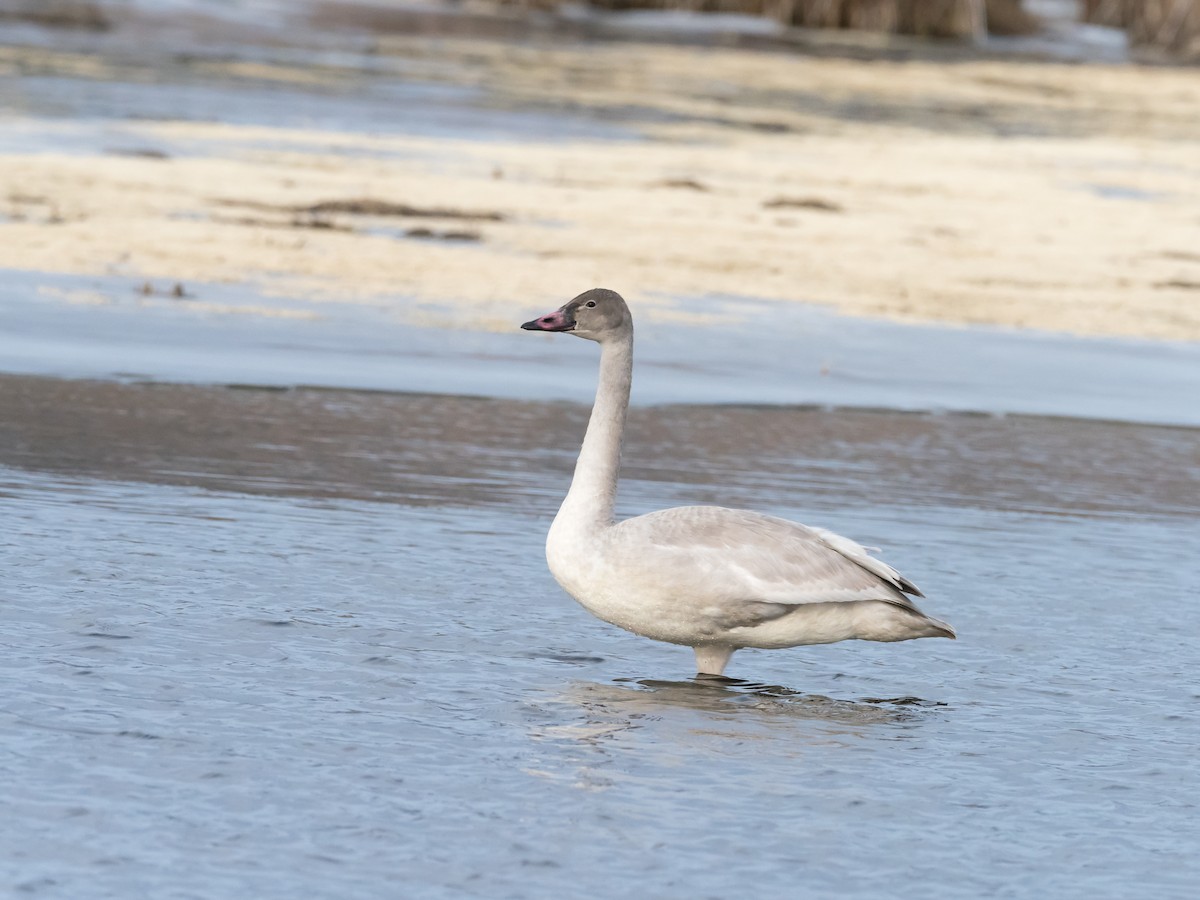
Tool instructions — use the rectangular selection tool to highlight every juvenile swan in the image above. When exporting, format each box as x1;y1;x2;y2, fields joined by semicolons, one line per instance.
521;289;955;676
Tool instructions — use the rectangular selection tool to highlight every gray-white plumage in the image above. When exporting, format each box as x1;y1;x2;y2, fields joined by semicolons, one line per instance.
521;288;954;676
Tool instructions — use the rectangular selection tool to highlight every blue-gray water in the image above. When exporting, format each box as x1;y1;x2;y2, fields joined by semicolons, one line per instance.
2;376;1199;898
2;269;1198;426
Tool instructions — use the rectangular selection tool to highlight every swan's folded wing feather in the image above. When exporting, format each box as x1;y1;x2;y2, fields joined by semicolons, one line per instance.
808;526;925;598
610;506;921;609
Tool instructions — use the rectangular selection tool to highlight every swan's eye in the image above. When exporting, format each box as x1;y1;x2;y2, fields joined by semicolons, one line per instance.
585;300;596;308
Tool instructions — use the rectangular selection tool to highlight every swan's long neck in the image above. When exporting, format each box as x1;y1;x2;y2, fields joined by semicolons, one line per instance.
555;332;633;533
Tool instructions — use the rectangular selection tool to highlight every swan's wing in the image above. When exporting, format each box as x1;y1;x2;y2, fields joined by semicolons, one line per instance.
609;506;922;612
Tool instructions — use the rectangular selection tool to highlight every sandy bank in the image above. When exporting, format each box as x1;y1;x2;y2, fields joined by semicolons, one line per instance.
1;31;1198;340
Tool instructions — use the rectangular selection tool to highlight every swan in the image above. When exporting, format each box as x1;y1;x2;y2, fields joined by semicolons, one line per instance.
521;288;955;677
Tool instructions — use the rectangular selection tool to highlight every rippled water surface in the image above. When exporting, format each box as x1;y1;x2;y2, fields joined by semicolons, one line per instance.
2;376;1198;898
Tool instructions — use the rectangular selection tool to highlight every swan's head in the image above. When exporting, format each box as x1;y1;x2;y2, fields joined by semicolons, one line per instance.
520;288;632;343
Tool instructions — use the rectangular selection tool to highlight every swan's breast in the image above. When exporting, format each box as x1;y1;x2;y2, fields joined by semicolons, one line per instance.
544;519;701;644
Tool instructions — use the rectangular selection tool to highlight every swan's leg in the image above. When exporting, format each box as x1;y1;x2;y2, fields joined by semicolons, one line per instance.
693;645;734;676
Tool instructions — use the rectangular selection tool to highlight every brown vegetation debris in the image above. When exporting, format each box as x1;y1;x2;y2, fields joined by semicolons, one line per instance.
105;148;172;160
407;228;482;242
212;197;504;221
137;281;191;299
298;198;505;221
1162;250;1200;263
763;196;844;212
211;213;351;232
652;178;710;191
212;210;482;243
290;215;351;231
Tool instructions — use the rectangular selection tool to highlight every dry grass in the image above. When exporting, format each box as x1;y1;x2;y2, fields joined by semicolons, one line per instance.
505;0;1039;37
0;0;108;30
1085;0;1200;59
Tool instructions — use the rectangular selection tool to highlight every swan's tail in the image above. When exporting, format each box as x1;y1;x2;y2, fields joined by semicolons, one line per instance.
922;614;956;639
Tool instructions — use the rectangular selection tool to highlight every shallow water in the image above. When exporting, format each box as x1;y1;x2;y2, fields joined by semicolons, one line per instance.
3;270;1199;426
5;73;635;145
2;375;1199;898
0;7;637;149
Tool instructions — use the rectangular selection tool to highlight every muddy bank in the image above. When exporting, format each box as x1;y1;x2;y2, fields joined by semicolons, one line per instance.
2;372;1197;516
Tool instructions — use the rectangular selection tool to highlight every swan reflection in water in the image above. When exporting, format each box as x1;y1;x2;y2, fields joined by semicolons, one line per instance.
532;674;946;754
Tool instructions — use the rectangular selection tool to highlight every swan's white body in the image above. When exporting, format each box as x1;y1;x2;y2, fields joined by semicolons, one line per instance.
523;289;954;676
